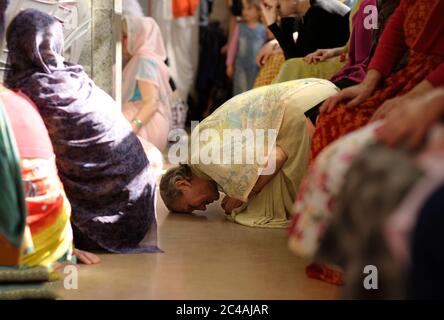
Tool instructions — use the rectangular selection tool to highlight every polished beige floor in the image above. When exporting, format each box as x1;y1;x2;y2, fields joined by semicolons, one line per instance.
52;188;341;300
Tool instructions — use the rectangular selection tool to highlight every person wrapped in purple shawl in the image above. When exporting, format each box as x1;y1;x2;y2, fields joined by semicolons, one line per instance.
5;9;159;254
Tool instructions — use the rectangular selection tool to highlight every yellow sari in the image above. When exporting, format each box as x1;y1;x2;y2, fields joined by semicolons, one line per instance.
191;79;339;228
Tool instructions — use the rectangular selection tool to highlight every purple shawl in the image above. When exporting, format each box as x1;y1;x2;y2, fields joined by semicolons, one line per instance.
5;9;159;254
331;0;377;84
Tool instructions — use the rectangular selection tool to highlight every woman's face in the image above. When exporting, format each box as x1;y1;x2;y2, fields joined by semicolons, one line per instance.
173;177;220;213
278;0;301;17
242;3;260;23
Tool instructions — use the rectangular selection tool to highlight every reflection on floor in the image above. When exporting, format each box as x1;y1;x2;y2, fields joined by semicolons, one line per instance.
52;188;341;299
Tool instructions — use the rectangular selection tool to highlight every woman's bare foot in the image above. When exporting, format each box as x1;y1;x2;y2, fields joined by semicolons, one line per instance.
74;248;101;265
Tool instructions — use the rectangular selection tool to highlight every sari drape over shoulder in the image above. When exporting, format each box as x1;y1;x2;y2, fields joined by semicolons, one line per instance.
5;9;159;253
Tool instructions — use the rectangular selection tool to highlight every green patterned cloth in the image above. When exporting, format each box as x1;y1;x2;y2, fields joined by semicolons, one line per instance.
272;57;345;84
0;102;27;250
0;266;50;283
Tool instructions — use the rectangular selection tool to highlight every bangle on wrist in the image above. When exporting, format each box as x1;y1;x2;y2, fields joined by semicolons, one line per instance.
131;117;143;129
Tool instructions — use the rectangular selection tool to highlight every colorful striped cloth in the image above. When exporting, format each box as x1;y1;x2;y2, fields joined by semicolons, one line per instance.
0;100;60;299
19;158;74;272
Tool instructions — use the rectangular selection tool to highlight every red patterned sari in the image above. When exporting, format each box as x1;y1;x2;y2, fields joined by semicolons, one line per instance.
310;0;444;159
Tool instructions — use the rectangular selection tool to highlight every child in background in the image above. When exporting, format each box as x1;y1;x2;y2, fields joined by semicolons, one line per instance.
226;0;267;95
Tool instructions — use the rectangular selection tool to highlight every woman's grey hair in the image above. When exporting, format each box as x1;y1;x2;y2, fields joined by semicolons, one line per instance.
159;164;192;211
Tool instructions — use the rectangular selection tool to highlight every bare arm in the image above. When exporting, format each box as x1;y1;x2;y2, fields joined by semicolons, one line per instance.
221;145;288;214
248;145;288;199
127;80;160;133
378;87;444;150
370;80;435;122
304;46;347;64
405;79;434;98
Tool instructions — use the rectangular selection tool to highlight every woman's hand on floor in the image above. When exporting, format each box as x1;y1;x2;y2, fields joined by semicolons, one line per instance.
74;248;101;265
221;196;244;215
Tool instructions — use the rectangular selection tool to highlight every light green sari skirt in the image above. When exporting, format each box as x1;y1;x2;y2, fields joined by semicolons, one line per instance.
272;57;345;85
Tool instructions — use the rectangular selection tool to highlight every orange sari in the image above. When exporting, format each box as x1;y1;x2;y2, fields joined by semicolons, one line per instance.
311;0;444;160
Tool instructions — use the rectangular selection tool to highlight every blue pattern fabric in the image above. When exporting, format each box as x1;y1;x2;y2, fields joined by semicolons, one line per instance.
233;23;267;95
132;83;142;101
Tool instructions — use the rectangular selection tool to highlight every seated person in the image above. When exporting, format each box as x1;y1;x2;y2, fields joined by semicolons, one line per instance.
314;89;444;298
122;15;172;152
288;87;444;290
5;9;159;254
311;0;444;159
272;0;377;87
1;87;99;267
261;0;350;60
0;0;97;268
